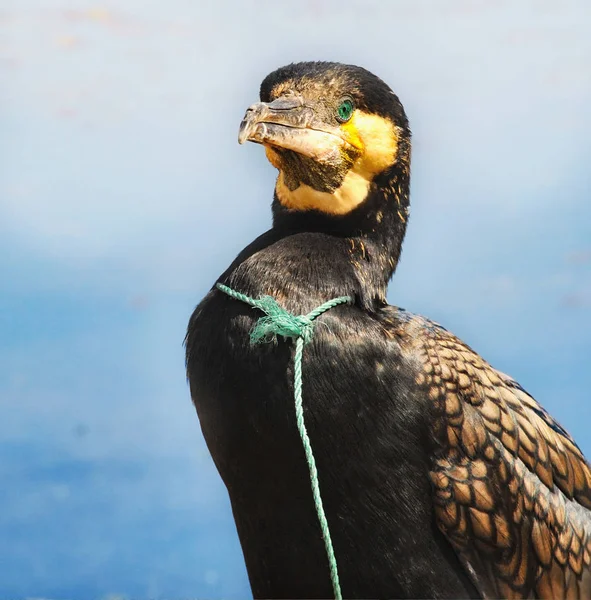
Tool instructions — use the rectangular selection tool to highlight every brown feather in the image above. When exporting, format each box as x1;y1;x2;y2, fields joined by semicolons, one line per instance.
413;322;591;597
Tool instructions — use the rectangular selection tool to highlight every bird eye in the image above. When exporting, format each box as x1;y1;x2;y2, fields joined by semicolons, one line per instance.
336;98;355;123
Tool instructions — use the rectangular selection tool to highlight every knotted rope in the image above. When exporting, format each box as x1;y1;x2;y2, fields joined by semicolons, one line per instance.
216;282;353;600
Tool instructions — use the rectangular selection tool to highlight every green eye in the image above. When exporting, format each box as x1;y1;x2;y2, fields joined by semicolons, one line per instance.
336;98;354;122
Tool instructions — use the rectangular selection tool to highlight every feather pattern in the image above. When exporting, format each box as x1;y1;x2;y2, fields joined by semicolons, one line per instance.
387;309;591;599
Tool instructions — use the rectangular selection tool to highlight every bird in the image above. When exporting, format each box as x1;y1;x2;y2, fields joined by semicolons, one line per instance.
185;61;591;599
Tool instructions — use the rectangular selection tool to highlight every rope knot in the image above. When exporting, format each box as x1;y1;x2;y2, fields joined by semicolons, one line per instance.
249;296;314;345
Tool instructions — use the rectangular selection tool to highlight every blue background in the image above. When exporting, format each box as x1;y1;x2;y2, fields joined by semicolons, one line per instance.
1;1;590;598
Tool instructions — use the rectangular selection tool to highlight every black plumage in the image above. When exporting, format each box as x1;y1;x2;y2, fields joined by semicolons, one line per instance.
186;62;591;599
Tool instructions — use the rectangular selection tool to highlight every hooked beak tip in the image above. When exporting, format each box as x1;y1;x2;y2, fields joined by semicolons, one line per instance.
237;97;308;146
238;118;262;145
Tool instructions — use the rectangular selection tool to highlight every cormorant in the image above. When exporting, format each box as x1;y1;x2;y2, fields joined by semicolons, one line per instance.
185;62;591;599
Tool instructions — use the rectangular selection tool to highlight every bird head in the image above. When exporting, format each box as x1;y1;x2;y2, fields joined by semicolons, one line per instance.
238;61;411;217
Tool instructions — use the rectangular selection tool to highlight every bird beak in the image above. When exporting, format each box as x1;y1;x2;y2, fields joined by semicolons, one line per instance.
238;96;349;164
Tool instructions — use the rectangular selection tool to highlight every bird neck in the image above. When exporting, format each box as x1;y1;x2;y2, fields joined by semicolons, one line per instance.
271;162;410;301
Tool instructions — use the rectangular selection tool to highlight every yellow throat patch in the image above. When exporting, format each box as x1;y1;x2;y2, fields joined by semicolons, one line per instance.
272;111;400;215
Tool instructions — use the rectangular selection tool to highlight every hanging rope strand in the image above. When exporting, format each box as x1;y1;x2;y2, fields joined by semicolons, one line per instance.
216;282;352;600
293;335;343;598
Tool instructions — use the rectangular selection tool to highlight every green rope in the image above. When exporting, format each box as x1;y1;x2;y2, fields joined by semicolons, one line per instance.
216;282;352;600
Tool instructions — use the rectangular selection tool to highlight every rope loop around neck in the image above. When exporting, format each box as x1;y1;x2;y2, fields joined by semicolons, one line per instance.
216;283;351;345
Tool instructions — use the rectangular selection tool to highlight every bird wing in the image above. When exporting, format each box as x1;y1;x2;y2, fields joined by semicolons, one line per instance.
394;311;591;599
